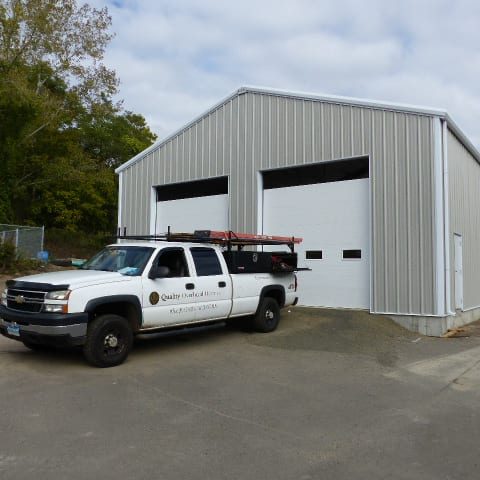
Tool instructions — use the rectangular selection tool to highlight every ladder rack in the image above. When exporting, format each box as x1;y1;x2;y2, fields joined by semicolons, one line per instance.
116;229;303;252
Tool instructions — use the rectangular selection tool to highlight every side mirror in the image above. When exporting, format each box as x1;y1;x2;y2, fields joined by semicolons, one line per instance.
148;265;170;279
72;259;86;268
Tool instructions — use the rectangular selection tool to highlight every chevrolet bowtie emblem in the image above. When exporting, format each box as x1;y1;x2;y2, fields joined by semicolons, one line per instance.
14;295;26;304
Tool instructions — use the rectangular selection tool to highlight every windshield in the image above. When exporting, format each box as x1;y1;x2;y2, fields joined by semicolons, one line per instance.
81;246;154;276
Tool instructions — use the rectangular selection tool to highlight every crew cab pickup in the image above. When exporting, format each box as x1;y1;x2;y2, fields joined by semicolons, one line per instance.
0;241;298;367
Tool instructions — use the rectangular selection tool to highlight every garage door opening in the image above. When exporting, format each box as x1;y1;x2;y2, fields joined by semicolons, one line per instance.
154;176;229;234
261;157;370;310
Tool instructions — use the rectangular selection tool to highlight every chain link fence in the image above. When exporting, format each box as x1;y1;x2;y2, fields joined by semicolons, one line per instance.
0;224;45;259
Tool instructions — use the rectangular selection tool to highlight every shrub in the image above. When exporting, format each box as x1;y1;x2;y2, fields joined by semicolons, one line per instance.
44;228;113;259
0;240;16;270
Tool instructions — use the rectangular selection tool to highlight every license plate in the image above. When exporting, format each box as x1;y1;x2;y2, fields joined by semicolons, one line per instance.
6;323;20;337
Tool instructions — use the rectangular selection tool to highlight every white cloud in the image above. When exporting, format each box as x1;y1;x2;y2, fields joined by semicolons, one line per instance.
91;0;480;147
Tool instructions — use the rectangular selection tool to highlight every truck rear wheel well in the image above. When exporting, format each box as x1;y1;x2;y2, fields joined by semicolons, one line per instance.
85;296;142;333
260;286;285;309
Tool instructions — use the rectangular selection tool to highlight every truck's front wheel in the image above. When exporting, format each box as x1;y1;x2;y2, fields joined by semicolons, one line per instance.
83;314;133;368
253;297;280;333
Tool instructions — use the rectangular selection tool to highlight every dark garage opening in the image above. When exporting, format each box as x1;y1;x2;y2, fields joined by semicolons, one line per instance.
156;176;228;201
262;157;369;190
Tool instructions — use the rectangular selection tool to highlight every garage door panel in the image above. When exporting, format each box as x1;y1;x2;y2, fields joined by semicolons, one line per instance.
263;179;369;309
155;194;229;233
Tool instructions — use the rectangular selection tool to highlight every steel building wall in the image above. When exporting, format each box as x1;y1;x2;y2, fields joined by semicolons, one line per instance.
448;129;480;311
119;91;437;315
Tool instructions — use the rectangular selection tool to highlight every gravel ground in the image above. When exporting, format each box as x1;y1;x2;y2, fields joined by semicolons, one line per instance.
1;303;480;479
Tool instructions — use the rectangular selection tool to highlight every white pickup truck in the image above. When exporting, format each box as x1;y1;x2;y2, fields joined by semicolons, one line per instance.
0;241;299;367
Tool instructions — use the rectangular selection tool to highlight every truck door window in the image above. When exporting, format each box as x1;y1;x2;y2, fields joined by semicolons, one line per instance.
190;247;223;276
156;249;189;277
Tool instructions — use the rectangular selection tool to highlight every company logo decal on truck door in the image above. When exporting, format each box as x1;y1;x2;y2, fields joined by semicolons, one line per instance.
149;292;160;305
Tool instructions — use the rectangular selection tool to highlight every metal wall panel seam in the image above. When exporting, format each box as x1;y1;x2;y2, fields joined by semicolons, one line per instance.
428;119;436;312
370;110;378;311
141;158;146;233
144;156;150;233
369;153;374;312
302;101;306;164
276;96;280;169
260;95;264;171
268;96;272;169
417;119;424;313
284;99;288;167
350;106;354;155
394;114;400;312
215;108;219;176
310;102;315;162
433;118;446;315
442;119;453;314
293;99;297;164
320;103;325;160
405;117;412;312
236;95;240;231
330;104;335;160
228;99;234;227
382;111;388;312
340;107;344;158
180;132;184;181
250;93;255;232
134;160;138;234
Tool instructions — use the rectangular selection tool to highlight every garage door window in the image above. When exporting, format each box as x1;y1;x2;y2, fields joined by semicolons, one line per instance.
306;250;323;259
343;249;362;260
190;247;223;276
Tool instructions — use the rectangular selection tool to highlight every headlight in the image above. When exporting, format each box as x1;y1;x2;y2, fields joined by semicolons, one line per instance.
43;304;68;313
45;290;71;300
1;289;6;306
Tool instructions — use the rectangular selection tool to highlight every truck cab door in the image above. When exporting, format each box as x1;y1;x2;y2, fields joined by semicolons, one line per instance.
141;247;197;328
188;247;232;322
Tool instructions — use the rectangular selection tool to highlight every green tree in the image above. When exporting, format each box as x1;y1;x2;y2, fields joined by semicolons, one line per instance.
0;1;156;232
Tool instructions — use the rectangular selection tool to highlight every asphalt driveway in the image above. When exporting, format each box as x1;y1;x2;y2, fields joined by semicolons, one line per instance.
1;307;480;479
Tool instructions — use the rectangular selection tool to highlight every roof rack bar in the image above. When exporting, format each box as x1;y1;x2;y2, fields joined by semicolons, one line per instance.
116;230;303;251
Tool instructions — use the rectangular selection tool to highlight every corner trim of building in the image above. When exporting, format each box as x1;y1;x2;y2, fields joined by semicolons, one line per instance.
386;308;480;337
149;186;157;235
442;119;453;315
117;172;123;231
433;118;447;316
256;171;263;236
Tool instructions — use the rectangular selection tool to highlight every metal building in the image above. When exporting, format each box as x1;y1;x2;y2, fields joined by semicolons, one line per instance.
115;86;480;335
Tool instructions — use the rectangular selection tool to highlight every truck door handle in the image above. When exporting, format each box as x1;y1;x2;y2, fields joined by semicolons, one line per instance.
218;281;226;288
185;283;195;290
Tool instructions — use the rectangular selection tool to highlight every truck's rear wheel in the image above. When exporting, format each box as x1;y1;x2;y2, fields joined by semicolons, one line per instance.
83;314;133;367
253;297;280;333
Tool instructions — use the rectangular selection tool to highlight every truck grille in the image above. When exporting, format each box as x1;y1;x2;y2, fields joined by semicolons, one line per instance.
6;288;46;313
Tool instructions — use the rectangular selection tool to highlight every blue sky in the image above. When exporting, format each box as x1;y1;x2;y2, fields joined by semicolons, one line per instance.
91;0;480;147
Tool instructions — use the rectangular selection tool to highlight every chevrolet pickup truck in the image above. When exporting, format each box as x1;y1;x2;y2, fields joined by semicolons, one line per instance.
0;240;298;367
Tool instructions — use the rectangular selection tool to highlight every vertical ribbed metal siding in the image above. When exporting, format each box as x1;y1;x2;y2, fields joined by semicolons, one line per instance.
119;91;437;315
448;129;480;310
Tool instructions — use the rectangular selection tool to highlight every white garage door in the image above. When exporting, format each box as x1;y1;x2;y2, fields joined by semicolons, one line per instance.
154;177;229;234
156;194;229;233
263;178;370;309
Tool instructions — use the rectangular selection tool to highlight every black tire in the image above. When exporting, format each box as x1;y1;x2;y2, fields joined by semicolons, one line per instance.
83;314;133;368
253;297;280;333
